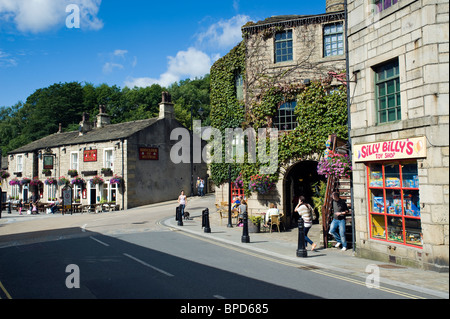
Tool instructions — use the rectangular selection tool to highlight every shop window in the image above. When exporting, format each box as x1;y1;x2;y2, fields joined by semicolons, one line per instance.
367;161;422;247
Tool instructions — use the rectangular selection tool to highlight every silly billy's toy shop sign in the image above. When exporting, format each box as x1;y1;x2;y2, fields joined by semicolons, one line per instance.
354;137;427;162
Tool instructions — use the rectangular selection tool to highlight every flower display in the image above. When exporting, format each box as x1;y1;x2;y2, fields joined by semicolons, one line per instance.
0;169;10;179
30;177;43;186
110;175;124;185
45;177;58;185
9;178;20;186
233;173;244;189
248;174;275;195
71;177;85;186
20;177;31;185
58;176;70;186
90;175;104;185
317;153;352;179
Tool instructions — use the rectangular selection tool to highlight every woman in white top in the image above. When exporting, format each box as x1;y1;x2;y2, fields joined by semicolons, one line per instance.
294;196;317;251
178;190;187;217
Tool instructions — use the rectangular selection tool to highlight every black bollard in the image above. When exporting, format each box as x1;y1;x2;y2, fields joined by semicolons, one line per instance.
202;208;211;233
296;217;307;258
8;200;12;214
176;206;183;226
241;211;250;243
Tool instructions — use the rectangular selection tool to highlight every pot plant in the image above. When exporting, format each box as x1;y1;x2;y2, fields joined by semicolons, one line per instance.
101;168;113;176
248;215;263;233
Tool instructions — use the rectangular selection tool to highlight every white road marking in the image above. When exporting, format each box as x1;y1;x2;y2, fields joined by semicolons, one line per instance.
89;236;110;247
81;224;87;232
213;295;226;299
123;253;174;277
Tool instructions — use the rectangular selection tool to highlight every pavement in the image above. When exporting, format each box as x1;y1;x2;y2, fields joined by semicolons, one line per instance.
1;194;449;299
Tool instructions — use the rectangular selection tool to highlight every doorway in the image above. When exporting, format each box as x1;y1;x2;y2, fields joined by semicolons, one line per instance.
283;161;325;227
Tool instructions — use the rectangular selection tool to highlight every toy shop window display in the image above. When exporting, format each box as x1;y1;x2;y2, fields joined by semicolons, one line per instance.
367;161;423;247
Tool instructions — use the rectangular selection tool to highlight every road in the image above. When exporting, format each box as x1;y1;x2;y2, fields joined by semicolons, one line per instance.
0;196;442;303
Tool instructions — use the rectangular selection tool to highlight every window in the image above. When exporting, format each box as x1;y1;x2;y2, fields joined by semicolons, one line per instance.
102;183;117;202
105;149;114;171
374;0;398;13
375;60;401;123
275;30;293;63
71;152;78;171
324;22;344;57
16;155;23;172
367;161;422;247
235;74;244;101
274;101;298;131
47;184;57;201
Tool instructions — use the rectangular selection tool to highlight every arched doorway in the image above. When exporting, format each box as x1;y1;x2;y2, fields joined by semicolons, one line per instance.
283;161;326;228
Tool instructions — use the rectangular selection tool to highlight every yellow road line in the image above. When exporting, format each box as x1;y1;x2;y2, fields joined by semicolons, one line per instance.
176;229;425;299
0;280;12;299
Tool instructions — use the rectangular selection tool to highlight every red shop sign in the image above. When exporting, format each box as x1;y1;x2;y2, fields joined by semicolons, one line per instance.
84;149;97;162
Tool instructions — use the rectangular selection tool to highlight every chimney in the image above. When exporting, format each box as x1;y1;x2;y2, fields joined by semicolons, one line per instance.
79;112;92;136
159;92;175;120
57;123;62;134
326;0;345;13
97;105;111;128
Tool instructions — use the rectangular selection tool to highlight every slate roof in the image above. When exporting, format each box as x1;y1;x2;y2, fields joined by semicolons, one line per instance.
8;118;159;154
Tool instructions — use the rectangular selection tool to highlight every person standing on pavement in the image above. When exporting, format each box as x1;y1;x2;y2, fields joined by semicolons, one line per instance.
295;196;317;251
31;191;40;215
329;192;349;251
199;179;205;197
178;190;187;218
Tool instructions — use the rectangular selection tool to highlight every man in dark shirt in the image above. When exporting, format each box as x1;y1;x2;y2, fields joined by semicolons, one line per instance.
330;192;349;251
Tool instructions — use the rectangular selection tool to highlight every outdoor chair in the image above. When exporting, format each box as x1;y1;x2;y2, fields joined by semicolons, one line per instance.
269;215;282;233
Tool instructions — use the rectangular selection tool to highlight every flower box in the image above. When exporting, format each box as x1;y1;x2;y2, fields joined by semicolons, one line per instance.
68;170;78;177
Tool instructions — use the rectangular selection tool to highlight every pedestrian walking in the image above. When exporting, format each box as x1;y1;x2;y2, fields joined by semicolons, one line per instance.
196;177;201;196
294;196;317;251
199;179;205;196
178;190;187;218
329;192;349;251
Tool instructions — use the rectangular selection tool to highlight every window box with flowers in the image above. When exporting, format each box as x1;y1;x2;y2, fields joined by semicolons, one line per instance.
45;177;58;185
248;174;275;195
317;153;352;179
101;168;113;176
68;169;78;177
90;176;104;186
42;169;52;176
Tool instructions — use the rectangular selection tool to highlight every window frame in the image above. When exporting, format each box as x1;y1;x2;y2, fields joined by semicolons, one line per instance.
374;59;401;124
373;0;399;13
366;160;422;248
104;148;114;172
323;22;344;57
70;152;79;171
274;30;293;63
16;155;23;172
273;101;298;132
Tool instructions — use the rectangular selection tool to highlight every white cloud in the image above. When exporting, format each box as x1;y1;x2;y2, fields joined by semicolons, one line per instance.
103;62;123;74
0;0;103;33
196;14;250;49
0;49;17;67
125;47;212;88
113;49;128;58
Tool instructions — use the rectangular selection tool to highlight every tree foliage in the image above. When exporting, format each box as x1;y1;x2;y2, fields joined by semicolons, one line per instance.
0;76;210;155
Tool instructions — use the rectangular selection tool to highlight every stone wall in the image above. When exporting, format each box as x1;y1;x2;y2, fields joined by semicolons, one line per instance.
348;0;449;271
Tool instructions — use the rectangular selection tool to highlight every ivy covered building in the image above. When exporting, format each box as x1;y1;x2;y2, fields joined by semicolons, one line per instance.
210;1;348;229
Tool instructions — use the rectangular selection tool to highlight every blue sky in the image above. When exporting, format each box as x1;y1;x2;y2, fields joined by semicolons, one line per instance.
0;0;327;108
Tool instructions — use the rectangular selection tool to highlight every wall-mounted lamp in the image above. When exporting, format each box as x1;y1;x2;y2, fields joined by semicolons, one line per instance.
62;147;66;154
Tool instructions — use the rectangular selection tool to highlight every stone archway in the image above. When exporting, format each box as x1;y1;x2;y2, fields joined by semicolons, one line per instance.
282;160;326;228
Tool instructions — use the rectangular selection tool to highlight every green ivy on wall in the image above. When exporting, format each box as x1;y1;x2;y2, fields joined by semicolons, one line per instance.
209;40;348;196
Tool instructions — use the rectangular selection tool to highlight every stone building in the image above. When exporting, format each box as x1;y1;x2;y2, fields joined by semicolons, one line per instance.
347;0;449;271
213;1;347;223
4;93;207;210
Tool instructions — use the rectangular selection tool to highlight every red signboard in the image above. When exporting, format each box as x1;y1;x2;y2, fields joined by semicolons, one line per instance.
83;150;97;162
139;147;159;160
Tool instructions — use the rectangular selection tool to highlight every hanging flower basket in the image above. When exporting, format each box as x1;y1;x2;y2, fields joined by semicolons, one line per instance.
45;177;58;185
233;173;244;189
90;175;104;185
58;176;70;186
71;177;86;187
9;178;20;186
317;153;352;179
20;177;31;185
248;174;275;195
110;175;124;186
30;177;43;187
0;169;10;180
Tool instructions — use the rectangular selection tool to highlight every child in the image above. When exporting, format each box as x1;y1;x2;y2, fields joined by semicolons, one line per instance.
18;199;23;215
32;203;37;215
